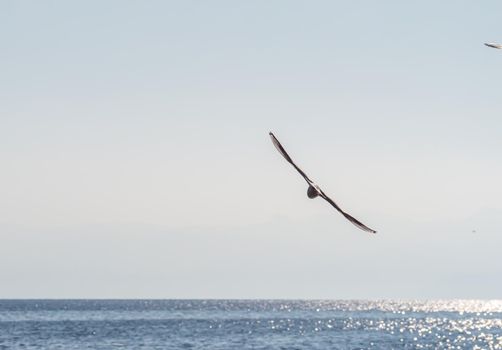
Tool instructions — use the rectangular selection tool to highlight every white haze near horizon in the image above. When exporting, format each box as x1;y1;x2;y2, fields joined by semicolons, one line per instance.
1;0;502;299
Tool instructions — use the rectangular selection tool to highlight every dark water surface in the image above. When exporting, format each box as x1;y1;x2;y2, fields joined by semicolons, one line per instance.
0;300;501;349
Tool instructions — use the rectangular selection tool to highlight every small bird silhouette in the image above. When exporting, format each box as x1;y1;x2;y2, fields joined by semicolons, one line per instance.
485;43;502;49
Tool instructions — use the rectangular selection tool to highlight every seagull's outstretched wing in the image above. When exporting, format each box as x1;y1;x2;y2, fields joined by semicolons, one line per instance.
319;189;377;234
485;43;502;49
269;132;313;186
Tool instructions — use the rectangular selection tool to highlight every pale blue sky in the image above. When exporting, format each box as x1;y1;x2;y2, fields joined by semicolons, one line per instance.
1;1;502;298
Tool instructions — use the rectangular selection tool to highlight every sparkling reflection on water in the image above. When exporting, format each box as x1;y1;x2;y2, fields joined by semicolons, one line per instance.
0;300;501;349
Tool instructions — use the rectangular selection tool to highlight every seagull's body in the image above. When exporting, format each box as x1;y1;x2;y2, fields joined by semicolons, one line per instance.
269;132;376;234
485;43;502;49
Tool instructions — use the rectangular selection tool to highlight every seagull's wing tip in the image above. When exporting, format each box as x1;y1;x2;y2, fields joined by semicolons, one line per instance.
360;227;377;234
364;227;377;234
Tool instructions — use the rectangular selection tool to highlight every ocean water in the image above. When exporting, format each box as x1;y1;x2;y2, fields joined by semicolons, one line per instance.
0;300;501;349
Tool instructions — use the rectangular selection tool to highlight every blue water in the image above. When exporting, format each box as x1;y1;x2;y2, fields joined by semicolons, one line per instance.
0;300;501;349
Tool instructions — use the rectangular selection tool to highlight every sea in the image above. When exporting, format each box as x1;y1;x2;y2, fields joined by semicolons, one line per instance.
0;300;501;349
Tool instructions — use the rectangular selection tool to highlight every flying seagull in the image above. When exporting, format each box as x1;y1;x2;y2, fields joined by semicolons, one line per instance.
485;43;502;49
269;132;376;234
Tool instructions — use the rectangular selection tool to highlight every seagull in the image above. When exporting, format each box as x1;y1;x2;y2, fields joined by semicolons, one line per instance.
485;43;502;49
269;132;377;234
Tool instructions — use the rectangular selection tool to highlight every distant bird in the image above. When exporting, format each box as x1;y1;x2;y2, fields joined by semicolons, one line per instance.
485;43;502;49
269;132;377;234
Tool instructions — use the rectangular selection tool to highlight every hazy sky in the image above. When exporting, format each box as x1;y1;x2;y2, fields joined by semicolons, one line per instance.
1;1;502;299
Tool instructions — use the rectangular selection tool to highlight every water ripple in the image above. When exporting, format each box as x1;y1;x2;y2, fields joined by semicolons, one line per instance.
0;300;500;349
